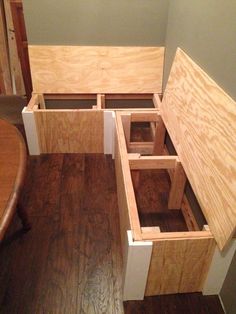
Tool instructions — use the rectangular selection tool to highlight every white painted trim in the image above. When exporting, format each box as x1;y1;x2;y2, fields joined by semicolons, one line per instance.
112;111;115;159
123;230;152;301
203;239;236;295
219;295;226;314
22;107;40;155
104;110;115;156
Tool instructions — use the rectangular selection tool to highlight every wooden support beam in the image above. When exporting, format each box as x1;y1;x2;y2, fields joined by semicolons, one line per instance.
37;93;45;109
129;155;178;170
128;142;153;154
153;93;162;109
116;113;142;240
106;93;153;100
150;122;156;140
44;93;97;100
97;93;105;109
43;93;154;100
0;0;12;94
3;0;25;95
141;226;161;234
152;116;166;155
181;195;200;231
141;230;213;241
168;160;187;209
130;112;160;122
131;170;140;190
27;94;39;110
121;114;131;147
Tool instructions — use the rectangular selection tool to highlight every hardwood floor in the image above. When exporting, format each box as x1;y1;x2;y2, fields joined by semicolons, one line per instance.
124;293;224;314
0;154;123;314
0;153;223;313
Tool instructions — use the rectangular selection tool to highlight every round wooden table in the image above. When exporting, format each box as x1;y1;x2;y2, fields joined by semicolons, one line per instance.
0;118;30;241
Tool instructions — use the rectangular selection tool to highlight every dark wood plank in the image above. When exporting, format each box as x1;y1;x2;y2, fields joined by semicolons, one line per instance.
77;154;123;313
124;293;224;314
0;153;124;314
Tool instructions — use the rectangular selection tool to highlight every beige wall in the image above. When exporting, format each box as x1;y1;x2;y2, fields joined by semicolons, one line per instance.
220;251;236;314
163;0;236;100
23;0;169;46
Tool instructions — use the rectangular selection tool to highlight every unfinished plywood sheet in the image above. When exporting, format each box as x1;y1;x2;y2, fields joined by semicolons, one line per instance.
161;48;236;250
145;237;215;296
29;46;164;94
35;110;103;153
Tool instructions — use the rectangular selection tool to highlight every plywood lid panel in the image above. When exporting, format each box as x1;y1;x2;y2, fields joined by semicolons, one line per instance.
29;45;164;94
161;48;236;250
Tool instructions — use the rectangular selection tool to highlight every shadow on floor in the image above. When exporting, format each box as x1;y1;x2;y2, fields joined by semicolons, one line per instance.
0;95;27;124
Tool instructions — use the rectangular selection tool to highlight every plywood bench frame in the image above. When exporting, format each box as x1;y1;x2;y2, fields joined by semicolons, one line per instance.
115;110;216;298
22;45;236;301
23;92;161;155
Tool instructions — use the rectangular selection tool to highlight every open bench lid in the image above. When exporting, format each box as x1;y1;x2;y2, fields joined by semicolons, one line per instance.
161;48;236;250
28;45;164;94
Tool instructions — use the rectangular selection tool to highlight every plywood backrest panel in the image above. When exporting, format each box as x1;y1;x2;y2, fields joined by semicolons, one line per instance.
161;48;236;250
29;45;164;94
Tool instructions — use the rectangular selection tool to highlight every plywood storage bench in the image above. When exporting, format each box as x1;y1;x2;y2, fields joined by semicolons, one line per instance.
115;49;236;300
22;45;236;301
22;46;164;155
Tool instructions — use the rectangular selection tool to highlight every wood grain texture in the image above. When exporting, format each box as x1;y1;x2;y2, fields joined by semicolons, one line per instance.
0;154;123;313
29;45;164;94
0;152;223;313
129;155;177;170
145;237;215;296
168;160;186;210
152;116;166;155
181;195;200;231
10;0;32;99
3;0;25;95
0;119;26;240
161;48;236;250
115;113;142;240
35;110;104;153
115;133;131;260
128;142;153;154
0;1;12;94
124;292;224;313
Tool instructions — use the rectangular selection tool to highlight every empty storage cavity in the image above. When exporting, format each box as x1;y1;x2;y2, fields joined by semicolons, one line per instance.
105;99;154;109
130;122;153;142
104;94;155;109
45;99;96;109
116;111;209;237
131;169;188;232
29;93;157;110
115;110;215;297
